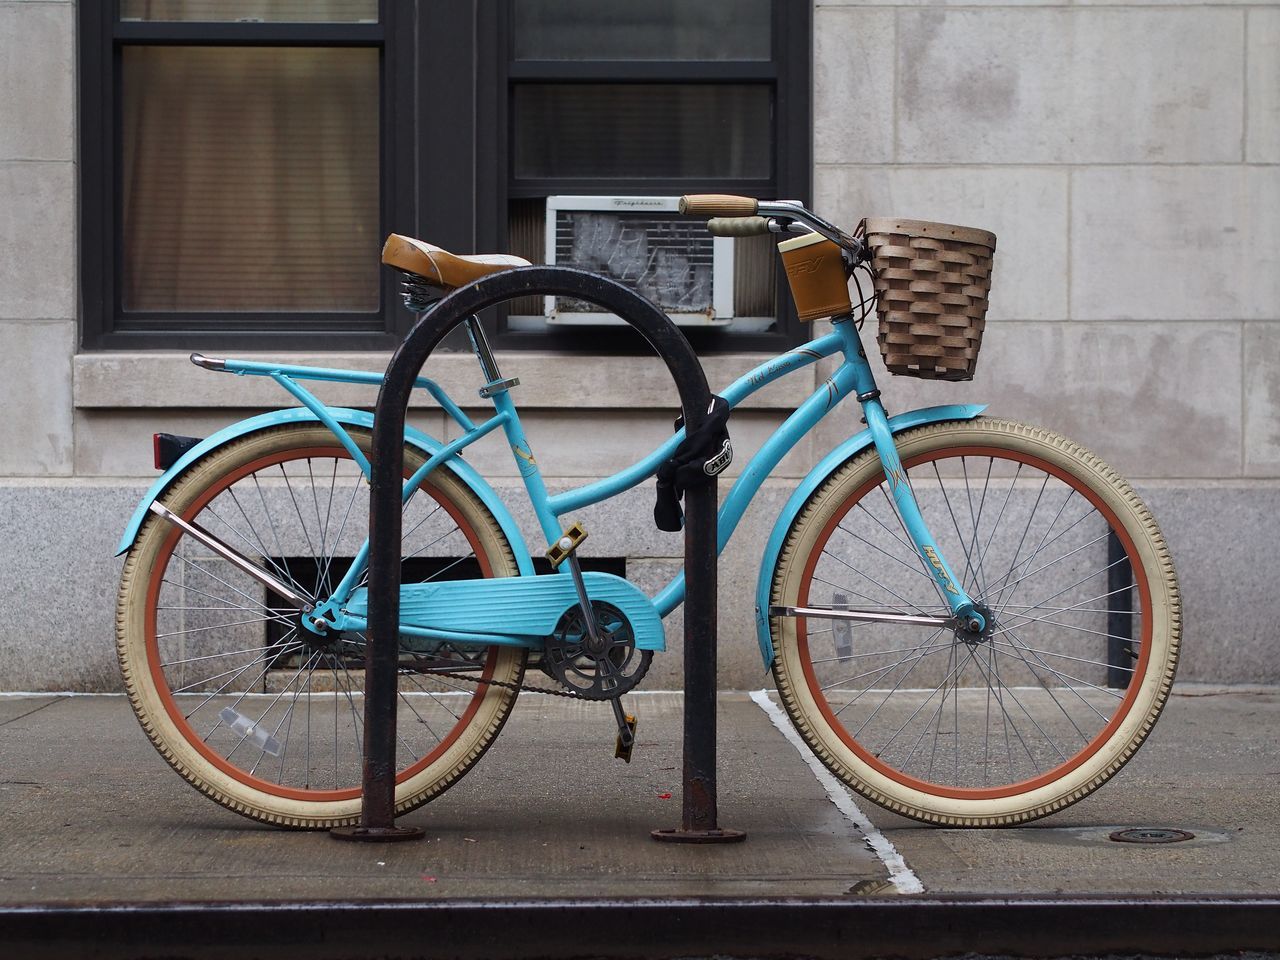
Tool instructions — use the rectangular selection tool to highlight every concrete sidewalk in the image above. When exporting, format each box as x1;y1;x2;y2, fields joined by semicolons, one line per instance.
0;687;1277;904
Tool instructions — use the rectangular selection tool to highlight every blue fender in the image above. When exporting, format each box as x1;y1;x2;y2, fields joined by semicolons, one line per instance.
114;407;537;575
753;404;987;668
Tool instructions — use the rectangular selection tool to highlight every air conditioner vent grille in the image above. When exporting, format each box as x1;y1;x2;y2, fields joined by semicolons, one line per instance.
553;211;714;314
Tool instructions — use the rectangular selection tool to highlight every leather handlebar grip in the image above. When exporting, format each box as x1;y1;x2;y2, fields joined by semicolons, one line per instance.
678;194;759;217
707;216;771;237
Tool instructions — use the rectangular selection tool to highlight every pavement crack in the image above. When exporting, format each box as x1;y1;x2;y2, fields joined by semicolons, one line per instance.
0;697;68;727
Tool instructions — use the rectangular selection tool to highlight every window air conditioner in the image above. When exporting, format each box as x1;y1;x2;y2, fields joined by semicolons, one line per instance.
543;195;734;326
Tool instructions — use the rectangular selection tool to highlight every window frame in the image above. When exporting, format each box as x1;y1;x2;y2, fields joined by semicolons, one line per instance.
477;0;812;354
79;0;418;351
79;1;811;354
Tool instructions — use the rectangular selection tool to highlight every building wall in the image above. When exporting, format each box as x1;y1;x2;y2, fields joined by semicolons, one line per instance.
0;0;1276;691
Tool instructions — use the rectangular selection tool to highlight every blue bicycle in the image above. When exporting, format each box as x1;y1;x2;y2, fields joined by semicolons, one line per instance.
114;196;1180;829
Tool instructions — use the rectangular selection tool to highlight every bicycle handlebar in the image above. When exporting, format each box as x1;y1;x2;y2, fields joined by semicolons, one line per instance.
707;216;772;237
681;195;866;260
678;194;759;217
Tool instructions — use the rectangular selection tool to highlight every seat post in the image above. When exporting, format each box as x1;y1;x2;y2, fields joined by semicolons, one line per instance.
463;315;502;382
463;315;521;398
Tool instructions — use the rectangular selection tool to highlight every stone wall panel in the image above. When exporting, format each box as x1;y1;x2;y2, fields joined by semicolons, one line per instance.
896;8;1243;164
1071;166;1280;321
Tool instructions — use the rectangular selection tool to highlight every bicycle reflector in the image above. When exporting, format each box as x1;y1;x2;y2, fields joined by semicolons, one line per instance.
153;433;203;471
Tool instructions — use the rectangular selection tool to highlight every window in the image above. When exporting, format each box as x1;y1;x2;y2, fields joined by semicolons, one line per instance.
481;0;810;352
80;0;417;349
80;2;810;352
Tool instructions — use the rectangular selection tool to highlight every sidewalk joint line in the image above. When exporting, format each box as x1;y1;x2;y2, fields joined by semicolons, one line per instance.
749;689;925;896
0;696;68;727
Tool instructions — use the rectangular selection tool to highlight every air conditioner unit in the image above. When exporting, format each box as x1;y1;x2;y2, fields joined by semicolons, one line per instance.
543;195;734;326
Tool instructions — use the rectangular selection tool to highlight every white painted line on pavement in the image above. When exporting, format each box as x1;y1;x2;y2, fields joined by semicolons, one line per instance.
0;691;123;697
749;688;925;895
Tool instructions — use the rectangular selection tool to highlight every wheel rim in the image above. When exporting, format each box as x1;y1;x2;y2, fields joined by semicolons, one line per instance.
142;444;506;801
793;443;1154;800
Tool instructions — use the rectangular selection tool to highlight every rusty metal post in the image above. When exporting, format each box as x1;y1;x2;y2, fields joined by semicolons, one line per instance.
650;474;744;843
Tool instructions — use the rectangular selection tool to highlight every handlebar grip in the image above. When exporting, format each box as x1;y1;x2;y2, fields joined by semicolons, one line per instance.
678;194;759;217
707;216;771;237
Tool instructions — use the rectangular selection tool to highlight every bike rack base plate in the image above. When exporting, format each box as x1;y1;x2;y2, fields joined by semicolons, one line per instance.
330;825;425;843
651;827;747;844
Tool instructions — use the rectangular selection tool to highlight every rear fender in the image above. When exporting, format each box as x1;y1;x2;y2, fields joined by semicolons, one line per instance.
114;407;535;576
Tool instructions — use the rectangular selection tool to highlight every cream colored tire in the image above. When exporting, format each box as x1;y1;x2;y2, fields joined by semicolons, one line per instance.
769;418;1180;826
117;424;525;828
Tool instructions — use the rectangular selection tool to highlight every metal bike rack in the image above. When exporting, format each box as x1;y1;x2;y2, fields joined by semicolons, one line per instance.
332;266;743;843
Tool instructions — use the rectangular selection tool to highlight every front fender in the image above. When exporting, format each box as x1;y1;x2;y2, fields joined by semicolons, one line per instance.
753;404;986;668
115;408;536;575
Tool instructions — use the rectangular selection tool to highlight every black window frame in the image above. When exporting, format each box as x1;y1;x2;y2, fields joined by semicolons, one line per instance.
79;1;810;354
477;0;812;354
80;0;425;351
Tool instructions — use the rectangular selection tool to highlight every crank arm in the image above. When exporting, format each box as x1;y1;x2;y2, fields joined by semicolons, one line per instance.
770;604;955;629
148;502;314;612
566;553;604;646
594;651;637;762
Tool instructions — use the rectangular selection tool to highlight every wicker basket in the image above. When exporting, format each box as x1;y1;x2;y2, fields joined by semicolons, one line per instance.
862;218;996;381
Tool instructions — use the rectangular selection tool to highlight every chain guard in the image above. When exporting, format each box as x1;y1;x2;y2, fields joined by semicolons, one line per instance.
542;600;651;701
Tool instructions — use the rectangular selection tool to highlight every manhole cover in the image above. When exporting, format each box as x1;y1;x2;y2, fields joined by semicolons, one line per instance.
1109;828;1196;844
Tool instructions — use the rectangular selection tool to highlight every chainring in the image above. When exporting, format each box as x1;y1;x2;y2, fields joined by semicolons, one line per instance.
542;600;652;701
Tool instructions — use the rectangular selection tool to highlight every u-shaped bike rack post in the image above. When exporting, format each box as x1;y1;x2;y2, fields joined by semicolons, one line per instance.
332;266;743;843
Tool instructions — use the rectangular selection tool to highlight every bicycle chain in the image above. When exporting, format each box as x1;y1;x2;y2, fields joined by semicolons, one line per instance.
418;667;586;699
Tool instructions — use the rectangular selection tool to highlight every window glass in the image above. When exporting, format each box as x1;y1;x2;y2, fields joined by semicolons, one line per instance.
119;1;378;22
121;46;380;312
513;0;770;60
513;84;771;180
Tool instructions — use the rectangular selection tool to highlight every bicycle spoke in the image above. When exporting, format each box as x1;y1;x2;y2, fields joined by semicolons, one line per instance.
156;613;292;640
867;640;975;754
161;640;294;669
932;460;983;593
821;632;951;693
987;530;1111;615
833;521;940;588
820;549;935;617
878;483;949;607
971;463;1022;593
992;632;1124;704
841;632;953;728
318;472;363;598
235;652;319;769
203;499;296;588
987;633;1099;742
279;462;321;563
172;552;291;617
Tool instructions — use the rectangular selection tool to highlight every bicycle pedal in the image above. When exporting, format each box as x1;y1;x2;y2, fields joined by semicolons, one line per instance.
614;714;638;763
546;521;588;568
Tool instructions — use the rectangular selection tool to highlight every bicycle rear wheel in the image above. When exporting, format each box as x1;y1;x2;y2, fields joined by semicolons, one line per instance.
769;418;1180;826
116;423;525;828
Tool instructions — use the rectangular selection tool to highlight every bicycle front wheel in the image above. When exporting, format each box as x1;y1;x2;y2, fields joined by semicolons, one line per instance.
770;418;1180;826
117;424;526;828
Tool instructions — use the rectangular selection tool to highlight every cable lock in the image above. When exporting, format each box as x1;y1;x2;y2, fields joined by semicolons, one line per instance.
654;396;732;533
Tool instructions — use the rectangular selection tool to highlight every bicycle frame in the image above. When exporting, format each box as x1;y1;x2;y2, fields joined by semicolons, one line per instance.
165;315;985;641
